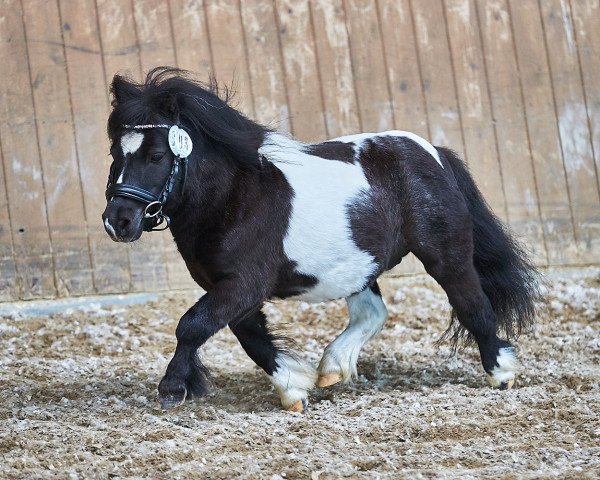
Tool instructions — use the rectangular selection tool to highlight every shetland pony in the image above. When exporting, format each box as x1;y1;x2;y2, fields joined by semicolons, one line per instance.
102;68;538;412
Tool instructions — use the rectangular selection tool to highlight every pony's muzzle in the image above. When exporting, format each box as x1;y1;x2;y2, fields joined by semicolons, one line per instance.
102;200;144;243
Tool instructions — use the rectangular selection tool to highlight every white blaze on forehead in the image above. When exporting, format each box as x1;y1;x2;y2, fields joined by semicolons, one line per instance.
332;130;443;167
259;133;377;303
120;131;145;156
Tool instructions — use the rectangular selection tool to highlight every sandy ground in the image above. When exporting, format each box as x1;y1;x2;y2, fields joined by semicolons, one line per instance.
1;268;599;479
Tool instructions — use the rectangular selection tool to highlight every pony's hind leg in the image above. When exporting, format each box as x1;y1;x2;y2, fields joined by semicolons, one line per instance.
416;251;519;389
230;310;317;412
318;282;388;387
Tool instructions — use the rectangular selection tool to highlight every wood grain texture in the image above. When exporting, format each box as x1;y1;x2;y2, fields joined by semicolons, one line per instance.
275;0;327;141
570;0;600;200
411;0;466;159
23;0;95;296
343;0;394;133
310;0;360;138
509;0;579;265
538;0;600;263
1;0;599;301
204;0;255;118
444;0;507;220
240;0;290;132
169;0;213;79
0;142;18;301
58;0;131;294
377;0;429;138
476;0;547;264
0;0;55;299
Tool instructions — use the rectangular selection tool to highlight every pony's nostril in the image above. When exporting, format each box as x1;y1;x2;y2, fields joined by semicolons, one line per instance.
117;218;131;230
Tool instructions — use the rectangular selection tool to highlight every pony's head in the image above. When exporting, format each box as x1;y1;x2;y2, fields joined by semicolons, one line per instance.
102;67;266;242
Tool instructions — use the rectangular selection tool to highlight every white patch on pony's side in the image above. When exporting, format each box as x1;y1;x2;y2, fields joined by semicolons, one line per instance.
486;347;520;388
260;133;377;303
319;287;388;382
271;353;317;409
332;130;443;168
120;131;144;156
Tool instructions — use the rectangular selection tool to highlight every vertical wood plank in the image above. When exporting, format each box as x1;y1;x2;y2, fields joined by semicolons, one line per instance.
311;0;360;138
343;0;394;133
23;0;95;296
570;0;600;194
97;0;166;293
410;0;466;158
444;0;507;220
96;0;142;80
275;0;327;141
0;0;56;299
58;0;130;294
539;0;600;263
509;0;578;265
377;0;429;138
169;0;213;80
240;1;291;132
477;0;548;264
204;0;254;119
133;0;195;291
0;146;18;301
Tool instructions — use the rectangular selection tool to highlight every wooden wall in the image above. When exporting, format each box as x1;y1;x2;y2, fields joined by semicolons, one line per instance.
0;0;599;301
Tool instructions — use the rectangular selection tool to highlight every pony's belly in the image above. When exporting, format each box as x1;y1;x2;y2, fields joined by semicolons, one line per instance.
288;252;377;303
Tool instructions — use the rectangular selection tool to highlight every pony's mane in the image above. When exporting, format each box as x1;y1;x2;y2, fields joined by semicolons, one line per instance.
107;67;268;168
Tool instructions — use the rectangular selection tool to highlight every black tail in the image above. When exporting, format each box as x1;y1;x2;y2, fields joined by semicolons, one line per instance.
439;148;540;348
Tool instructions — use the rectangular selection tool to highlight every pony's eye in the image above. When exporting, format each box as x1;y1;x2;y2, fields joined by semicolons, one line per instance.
150;152;164;163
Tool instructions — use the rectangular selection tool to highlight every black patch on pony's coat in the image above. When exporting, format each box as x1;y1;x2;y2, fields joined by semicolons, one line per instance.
348;136;439;273
303;141;355;161
273;260;318;299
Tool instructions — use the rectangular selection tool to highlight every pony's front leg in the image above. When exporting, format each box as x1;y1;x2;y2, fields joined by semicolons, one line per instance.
230;310;317;412
157;281;264;409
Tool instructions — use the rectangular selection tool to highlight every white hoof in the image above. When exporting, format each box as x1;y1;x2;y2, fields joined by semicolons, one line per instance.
271;354;317;411
318;345;358;386
486;347;519;389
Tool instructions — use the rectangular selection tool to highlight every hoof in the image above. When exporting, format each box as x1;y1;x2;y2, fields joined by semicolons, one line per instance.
157;384;188;410
499;378;515;390
285;398;308;413
317;372;342;388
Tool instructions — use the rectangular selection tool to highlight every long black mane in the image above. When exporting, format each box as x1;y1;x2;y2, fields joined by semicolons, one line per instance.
108;67;269;168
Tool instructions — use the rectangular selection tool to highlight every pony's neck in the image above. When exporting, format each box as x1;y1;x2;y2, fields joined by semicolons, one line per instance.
166;145;256;237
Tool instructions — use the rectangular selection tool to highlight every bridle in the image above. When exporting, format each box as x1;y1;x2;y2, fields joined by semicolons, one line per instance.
105;124;191;232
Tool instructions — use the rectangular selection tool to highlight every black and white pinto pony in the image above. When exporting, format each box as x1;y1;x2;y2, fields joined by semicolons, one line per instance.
102;68;538;412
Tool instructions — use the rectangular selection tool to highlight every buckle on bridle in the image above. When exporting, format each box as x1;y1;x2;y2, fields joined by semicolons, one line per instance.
144;201;163;218
148;213;170;231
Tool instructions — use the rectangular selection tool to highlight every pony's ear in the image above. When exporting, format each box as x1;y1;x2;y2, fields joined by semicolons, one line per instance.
110;74;138;106
155;92;180;122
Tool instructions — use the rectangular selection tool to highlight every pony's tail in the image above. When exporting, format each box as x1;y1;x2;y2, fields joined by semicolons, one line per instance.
439;147;540;348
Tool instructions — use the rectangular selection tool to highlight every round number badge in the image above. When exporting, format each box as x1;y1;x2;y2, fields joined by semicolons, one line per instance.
168;125;193;158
